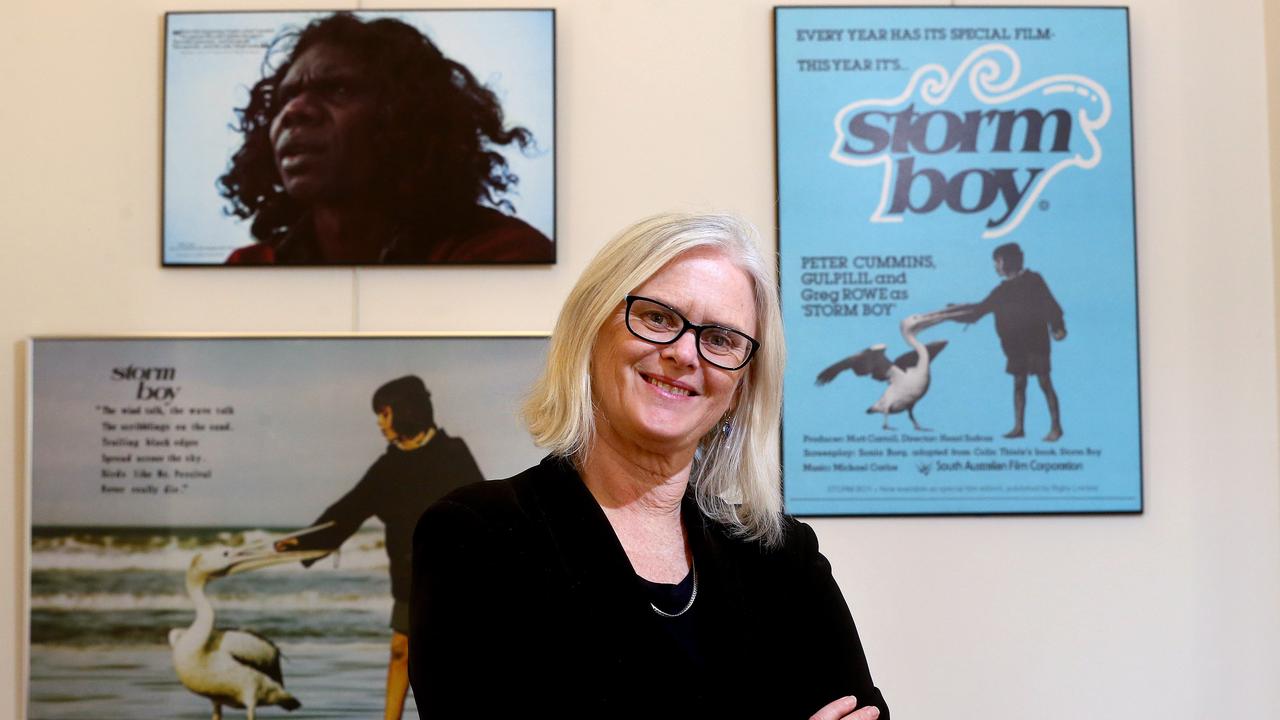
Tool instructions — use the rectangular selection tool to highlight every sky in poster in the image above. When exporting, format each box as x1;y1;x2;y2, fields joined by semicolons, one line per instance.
30;337;547;526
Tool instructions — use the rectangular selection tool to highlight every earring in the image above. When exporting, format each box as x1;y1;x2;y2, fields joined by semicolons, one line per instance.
720;413;733;437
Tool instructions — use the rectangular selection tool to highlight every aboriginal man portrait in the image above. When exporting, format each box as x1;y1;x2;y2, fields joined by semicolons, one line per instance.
218;12;553;265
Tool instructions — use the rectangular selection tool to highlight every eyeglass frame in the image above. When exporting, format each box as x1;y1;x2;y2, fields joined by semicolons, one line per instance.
622;294;760;371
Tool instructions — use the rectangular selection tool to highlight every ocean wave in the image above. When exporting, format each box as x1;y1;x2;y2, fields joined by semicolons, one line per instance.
31;591;392;614
31;527;390;572
31;640;393;654
31;608;393;646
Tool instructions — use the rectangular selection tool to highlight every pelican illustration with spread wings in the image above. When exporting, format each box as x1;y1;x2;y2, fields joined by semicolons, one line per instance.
816;307;971;431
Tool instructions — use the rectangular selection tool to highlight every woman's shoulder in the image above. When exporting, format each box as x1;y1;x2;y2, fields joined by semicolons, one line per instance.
414;456;564;540
419;469;523;527
699;510;822;567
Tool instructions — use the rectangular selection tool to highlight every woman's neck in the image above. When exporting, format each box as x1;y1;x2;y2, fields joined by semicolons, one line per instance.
579;433;693;583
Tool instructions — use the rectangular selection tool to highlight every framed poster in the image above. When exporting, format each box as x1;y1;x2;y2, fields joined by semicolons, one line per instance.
163;9;556;266
776;6;1141;516
25;334;548;718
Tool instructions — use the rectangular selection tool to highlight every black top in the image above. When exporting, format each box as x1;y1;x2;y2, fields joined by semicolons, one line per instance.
637;569;695;615
970;269;1066;359
293;430;483;602
637;571;704;671
409;455;889;718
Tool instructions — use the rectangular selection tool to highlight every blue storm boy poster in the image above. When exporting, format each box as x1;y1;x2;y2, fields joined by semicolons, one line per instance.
776;7;1140;515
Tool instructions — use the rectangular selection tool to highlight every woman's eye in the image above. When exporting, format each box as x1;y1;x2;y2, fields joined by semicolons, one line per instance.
701;329;742;354
644;311;674;327
703;331;731;348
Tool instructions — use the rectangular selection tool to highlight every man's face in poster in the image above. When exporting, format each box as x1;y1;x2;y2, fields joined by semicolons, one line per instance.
269;42;378;204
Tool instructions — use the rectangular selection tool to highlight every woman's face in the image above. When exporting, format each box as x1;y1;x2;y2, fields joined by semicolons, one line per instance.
589;247;757;459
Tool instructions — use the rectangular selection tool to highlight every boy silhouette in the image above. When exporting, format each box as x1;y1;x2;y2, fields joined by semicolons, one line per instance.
954;243;1066;441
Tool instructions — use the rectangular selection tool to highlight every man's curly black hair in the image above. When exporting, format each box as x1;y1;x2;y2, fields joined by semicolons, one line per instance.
218;12;534;246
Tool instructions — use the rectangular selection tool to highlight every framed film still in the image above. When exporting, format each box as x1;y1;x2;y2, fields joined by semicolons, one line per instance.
163;10;555;266
26;334;547;718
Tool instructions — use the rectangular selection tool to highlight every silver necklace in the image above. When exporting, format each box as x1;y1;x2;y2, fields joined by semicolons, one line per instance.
649;561;698;618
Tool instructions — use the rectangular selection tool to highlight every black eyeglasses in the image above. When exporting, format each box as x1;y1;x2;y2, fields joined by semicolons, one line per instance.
623;295;759;371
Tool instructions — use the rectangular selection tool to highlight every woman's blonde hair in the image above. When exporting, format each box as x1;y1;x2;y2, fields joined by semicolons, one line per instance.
523;212;786;546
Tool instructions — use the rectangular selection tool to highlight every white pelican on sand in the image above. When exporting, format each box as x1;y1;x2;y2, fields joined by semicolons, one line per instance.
169;528;330;720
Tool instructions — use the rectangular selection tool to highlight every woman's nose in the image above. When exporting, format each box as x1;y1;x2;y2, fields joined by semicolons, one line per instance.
660;329;701;368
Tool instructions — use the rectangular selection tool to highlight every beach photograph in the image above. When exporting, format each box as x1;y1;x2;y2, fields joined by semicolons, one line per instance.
27;336;547;718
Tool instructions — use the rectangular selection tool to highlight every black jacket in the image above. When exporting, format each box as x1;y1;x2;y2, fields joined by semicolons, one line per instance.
294;430;483;602
409;455;889;718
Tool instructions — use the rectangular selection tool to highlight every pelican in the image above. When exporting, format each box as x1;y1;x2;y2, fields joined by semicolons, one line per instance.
169;528;330;720
816;306;971;431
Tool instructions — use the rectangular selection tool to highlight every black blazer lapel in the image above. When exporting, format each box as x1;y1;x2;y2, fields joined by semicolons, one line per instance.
517;458;676;676
682;495;753;670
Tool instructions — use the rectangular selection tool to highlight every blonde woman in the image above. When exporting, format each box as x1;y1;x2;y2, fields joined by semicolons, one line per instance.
410;213;887;719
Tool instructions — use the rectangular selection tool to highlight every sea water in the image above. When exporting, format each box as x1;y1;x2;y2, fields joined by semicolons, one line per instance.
28;526;415;719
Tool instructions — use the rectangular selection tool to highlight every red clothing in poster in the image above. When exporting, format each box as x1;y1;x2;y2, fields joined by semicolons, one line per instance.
225;207;553;265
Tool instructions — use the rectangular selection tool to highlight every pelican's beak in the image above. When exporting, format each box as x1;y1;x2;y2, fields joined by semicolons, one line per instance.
223;544;329;576
909;305;977;331
214;522;337;576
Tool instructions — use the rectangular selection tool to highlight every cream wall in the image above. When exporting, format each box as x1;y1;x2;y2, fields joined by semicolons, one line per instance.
1271;0;1280;419
5;1;1279;718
